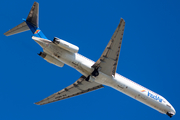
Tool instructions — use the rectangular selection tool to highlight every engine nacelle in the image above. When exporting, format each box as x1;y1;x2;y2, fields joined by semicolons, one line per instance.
38;52;64;67
53;37;79;53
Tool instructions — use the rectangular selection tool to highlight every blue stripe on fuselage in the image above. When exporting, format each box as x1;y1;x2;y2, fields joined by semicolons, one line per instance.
25;21;47;39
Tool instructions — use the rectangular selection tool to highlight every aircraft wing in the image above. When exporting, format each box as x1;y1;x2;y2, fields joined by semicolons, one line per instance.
35;76;103;105
92;18;125;76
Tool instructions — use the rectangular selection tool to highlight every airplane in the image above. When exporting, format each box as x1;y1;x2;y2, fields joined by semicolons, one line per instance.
4;2;176;118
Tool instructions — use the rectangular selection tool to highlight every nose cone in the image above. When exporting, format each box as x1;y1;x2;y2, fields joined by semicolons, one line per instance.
172;106;176;115
32;36;51;48
166;105;176;118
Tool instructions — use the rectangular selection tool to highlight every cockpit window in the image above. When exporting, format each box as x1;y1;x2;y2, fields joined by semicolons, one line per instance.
166;104;171;108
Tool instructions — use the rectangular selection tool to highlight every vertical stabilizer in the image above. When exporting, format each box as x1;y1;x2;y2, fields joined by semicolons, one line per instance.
26;2;39;27
4;2;47;39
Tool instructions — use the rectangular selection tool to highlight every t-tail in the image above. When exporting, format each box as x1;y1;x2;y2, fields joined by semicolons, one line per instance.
4;2;47;39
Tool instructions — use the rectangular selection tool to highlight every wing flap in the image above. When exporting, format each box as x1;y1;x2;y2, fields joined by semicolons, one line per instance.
35;76;103;105
92;18;125;76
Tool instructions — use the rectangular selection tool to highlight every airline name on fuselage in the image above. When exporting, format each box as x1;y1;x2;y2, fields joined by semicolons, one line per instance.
148;91;162;103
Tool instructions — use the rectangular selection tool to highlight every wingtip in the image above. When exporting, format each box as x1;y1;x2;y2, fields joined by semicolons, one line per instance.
34;1;39;4
120;18;125;22
34;102;41;105
3;33;8;36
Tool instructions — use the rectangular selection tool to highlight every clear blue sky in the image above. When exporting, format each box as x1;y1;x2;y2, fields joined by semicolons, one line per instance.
0;0;180;119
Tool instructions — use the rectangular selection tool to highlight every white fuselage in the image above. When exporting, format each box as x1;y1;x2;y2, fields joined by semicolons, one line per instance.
35;38;176;116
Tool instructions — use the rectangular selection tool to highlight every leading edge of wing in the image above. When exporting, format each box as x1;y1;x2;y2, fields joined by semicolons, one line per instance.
35;76;103;105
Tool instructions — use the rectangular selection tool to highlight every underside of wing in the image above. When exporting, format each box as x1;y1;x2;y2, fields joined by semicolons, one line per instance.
35;76;103;105
92;18;125;76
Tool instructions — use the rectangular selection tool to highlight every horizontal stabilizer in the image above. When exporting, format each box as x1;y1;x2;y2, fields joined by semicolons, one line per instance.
4;22;29;36
4;2;40;37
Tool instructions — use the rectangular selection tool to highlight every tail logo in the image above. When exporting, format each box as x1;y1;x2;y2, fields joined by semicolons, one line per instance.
34;29;40;34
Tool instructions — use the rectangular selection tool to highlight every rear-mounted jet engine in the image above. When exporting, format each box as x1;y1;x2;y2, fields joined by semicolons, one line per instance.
53;37;79;53
38;52;64;67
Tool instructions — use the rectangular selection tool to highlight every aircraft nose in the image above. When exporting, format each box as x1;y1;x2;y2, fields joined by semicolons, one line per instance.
172;106;176;115
167;105;176;118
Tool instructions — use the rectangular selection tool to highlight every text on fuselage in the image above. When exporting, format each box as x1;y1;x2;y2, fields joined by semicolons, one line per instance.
148;91;162;103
